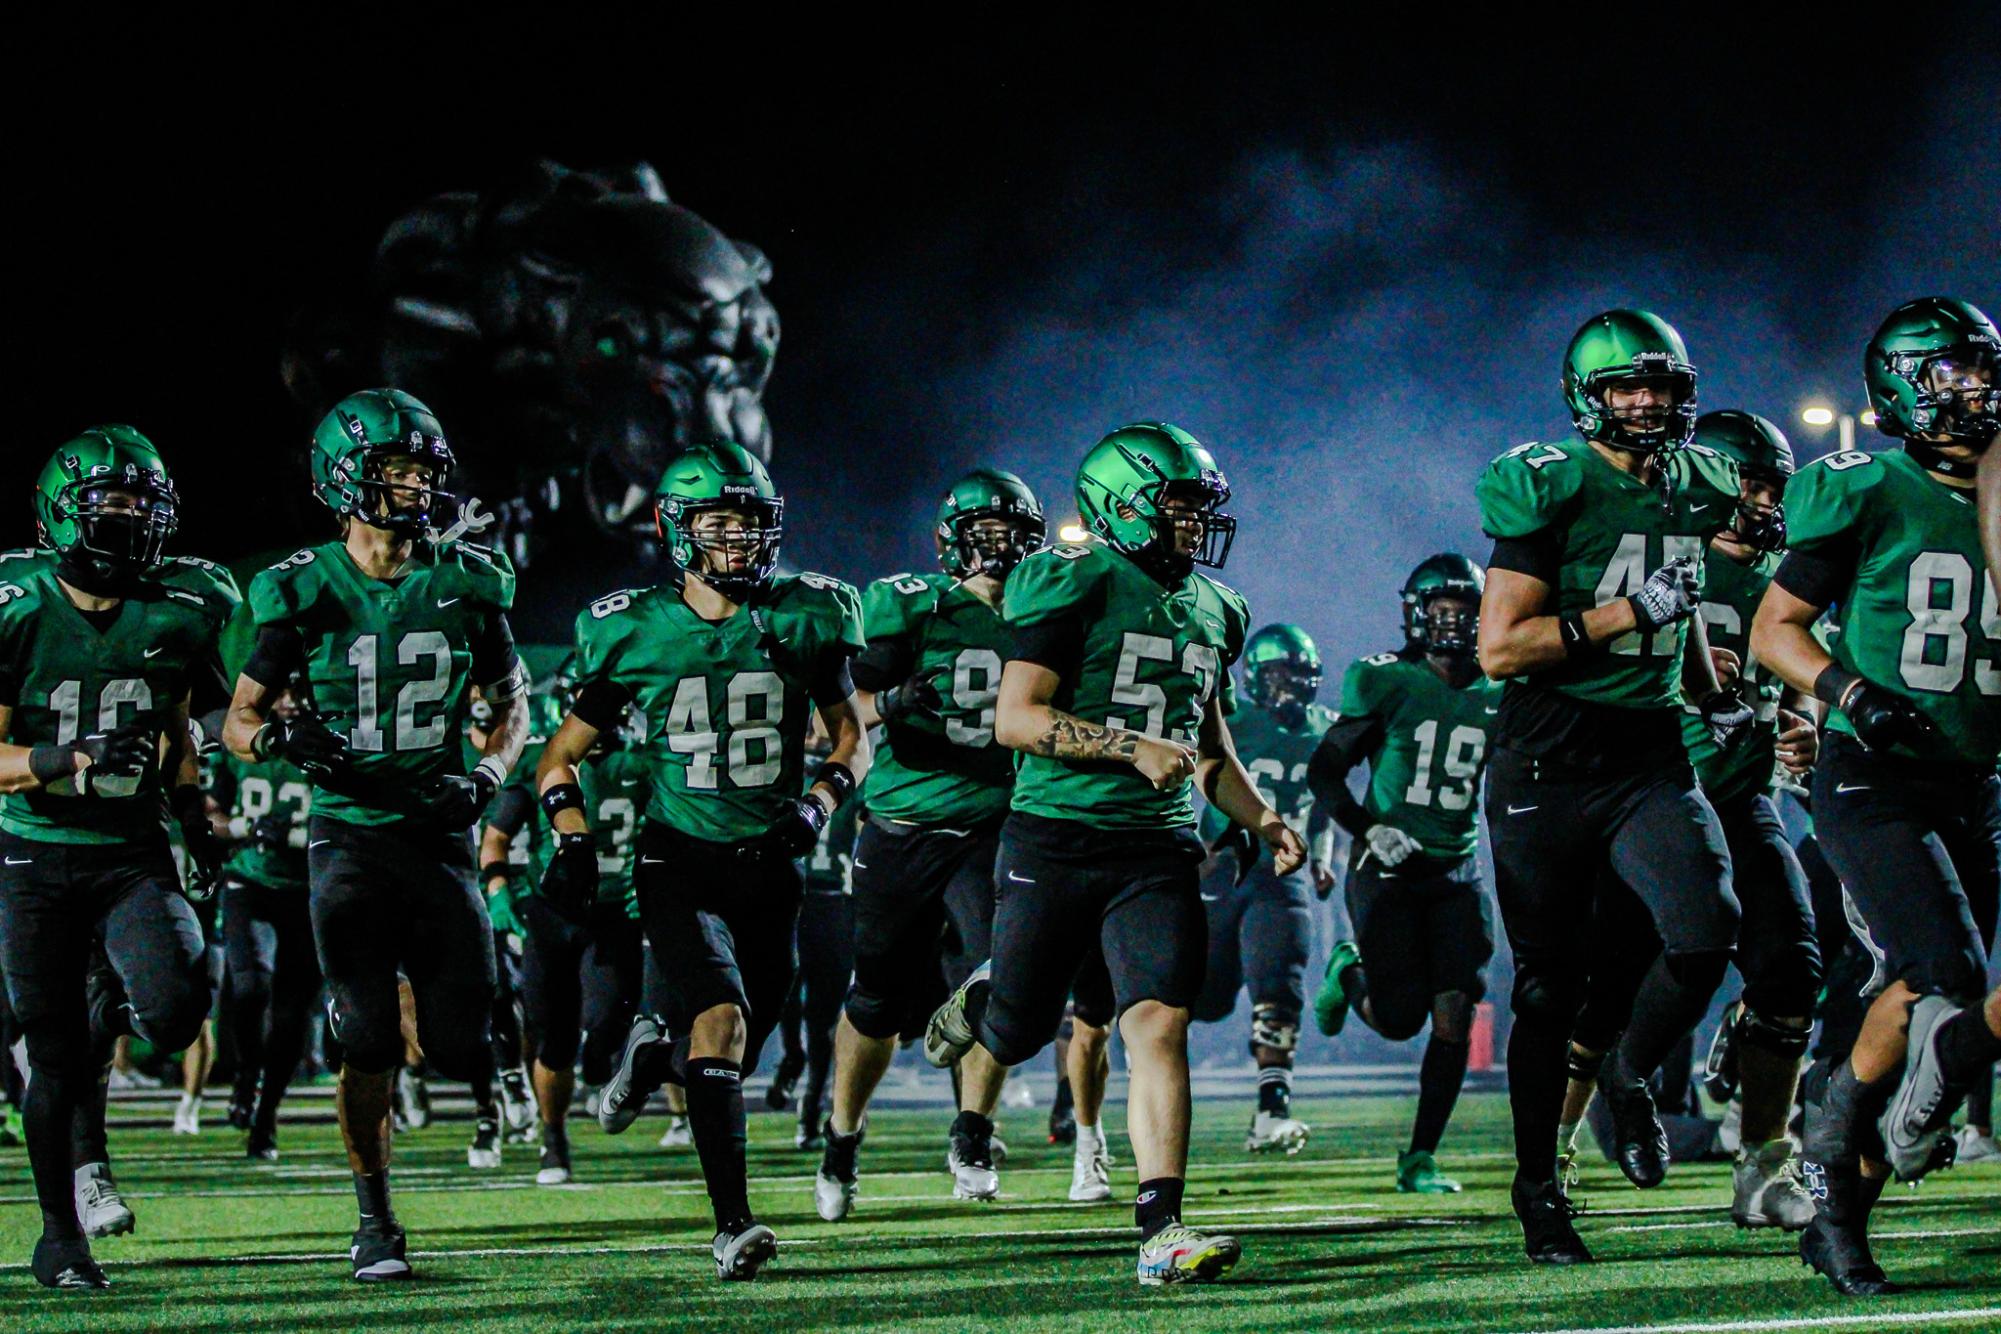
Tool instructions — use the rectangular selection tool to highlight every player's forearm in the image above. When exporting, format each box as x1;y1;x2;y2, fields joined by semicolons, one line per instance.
479;693;529;775
1980;444;2001;578
0;742;73;794
1681;615;1724;703
1750;590;1835;698
1200;753;1282;833
998;703;1144;763
222;673;277;762
808;698;871;814
1479;600;1636;678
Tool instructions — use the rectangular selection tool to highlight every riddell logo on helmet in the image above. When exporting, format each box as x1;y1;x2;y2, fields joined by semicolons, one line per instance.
408;430;424;446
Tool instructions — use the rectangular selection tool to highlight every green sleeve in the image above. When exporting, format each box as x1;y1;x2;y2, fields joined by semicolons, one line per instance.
571;596;636;690
860;573;933;649
1475;442;1585;539
1783;452;1886;555
1216;584;1250;713
1337;656;1388;720
451;542;517;613
1003;544;1102;629
246;563;303;628
1677;444;1742;513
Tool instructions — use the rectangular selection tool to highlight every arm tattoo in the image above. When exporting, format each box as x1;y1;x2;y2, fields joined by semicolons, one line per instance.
1026;710;1141;762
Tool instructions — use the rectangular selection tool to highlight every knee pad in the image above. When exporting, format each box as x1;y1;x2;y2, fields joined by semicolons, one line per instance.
325;995;401;1076
1250;1003;1300;1056
1734;1006;1810;1059
1565;1044;1606;1084
1663;949;1732;997
842;982;912;1043
1512;967;1585;1028
537;1024;584;1074
21;1020;96;1081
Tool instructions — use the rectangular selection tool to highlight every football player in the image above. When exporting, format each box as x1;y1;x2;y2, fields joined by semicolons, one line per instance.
1476;310;1748;1264
791;732;859;1150
474;687;552;1144
549;442;868;1281
0;427;237;1290
520;690;646;1186
212;681;318;1161
923;422;1307;1286
1308;555;1501;1193
223;388;530;1282
1192;623;1335;1156
815;469;1041;1220
1751;297;2001;1294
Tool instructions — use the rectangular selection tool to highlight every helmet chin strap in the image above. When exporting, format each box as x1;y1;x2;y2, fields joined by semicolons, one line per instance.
1904;438;1985;479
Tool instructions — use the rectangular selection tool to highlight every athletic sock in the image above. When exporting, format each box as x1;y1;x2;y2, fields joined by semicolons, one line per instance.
951;1109;995;1151
26;1070;83;1241
1506;1009;1570;1182
823;1122;863;1179
1556;1118;1581;1158
1256;1066;1292;1117
1412;1034;1470;1154
1074;1120;1102;1157
1134;1176;1184;1241
1935;1008;2001;1082
352;1169;395;1229
685;1058;751;1231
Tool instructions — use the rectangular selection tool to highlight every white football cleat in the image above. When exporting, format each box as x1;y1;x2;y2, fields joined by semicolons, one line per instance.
1244;1110;1310;1155
1069;1136;1113;1202
75;1163;135;1238
658;1115;692;1148
1730;1139;1814;1230
172;1094;201;1136
467;1114;502;1170
814;1165;857;1221
712;1223;777;1281
947;1136;999;1201
1137;1222;1241;1285
1955;1125;2001;1163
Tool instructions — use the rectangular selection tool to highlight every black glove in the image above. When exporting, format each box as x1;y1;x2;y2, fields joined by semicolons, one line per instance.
1845;681;1939;753
753;796;829;860
75;722;155;796
277;711;355;782
1699;691;1756;750
1627;555;1701;632
539;832;599;920
170;785;224;901
249;814;293;853
423;768;500;830
875;667;946;725
1206;822;1258;885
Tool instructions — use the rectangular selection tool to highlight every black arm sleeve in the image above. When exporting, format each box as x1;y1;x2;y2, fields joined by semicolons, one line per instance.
1011;611;1085;682
484;784;533;838
569;679;635;731
1307;716;1384;841
241;622;305;689
1487;530;1562;586
469;612;524;696
809;654;856;709
1773;540;1860;611
849;638;915;693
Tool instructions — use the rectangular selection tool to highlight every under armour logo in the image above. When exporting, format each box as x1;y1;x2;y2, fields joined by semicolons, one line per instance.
1801;1160;1828;1200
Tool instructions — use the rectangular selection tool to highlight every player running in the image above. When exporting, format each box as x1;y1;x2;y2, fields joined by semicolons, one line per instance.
815;468;1042;1219
1191;623;1334;1157
0;427;237;1290
223;388;530;1283
924;422;1307;1286
1751;297;2001;1295
1308;555;1502;1193
1476;310;1748;1264
212;682;318;1161
549;442;868;1281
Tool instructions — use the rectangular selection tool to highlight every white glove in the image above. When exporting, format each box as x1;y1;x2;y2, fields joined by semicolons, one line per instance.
1364;824;1423;868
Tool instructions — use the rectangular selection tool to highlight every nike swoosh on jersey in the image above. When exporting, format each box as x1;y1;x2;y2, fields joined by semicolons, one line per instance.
1834;783;1871;794
143;646;166;658
1689;503;1709;512
1006;871;1036;884
437;597;460;608
3;856;31;866
640;856;665;864
1506;804;1539;815
308;840;331;849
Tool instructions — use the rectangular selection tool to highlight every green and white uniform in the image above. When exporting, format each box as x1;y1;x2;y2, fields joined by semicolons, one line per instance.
212;754;312;890
1681;549;1786;806
1334;654;1501;863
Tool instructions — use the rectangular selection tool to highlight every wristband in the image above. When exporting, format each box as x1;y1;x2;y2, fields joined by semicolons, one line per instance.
169;783;207;822
811;760;857;808
479;860;513;884
472;756;508;789
228;816;252;840
28;745;79;786
1558;610;1594;660
1813;663;1861;711
249;721;284;761
540;782;584;819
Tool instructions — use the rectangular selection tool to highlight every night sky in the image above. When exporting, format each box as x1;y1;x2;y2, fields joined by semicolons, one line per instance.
18;12;1999;662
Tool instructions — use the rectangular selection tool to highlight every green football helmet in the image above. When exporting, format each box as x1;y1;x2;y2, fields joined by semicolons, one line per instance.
1242;623;1322;716
935;468;1045;579
1695;410;1794;552
1402;554;1484;656
311;388;456;539
1075;422;1235;582
35;425;181;578
1866;297;1999;474
1563;309;1699;456
654;440;784;600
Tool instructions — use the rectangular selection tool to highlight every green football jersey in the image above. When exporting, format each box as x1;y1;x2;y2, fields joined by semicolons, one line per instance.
1785;447;2001;766
1337;650;1503;860
859;572;1015;827
247;540;517;827
571;573;864;844
0;551;240;845
803;778;860;893
1680;548;1785;805
1198;700;1335;847
569;746;647;917
212;753;311;890
1004;541;1248;830
1476;437;1739;709
489;732;547;884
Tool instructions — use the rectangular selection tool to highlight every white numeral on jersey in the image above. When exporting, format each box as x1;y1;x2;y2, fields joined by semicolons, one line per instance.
1247;757;1314;821
1106;633;1218;743
1596;533;1706;658
346;632;455;753
1502;441;1569;471
1403;720;1486;811
664;672;787;790
943;648;1004;748
1898;552;2001;696
596;795;638;872
49;677;154;745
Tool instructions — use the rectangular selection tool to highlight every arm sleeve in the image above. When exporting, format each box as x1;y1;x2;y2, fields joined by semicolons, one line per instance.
1307;717;1382;840
470;612;526;699
570;679;635;731
1012;611;1085;680
809;653;856;709
1488;530;1562;585
1772;539;1860;610
485;784;533;838
850;638;915;693
240;622;305;689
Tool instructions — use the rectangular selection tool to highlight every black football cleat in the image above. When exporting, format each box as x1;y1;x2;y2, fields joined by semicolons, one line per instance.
1597;1073;1670;1188
350;1220;412;1283
1800;1216;1900;1296
1513;1177;1592;1264
713;1222;777;1281
32;1238;109;1290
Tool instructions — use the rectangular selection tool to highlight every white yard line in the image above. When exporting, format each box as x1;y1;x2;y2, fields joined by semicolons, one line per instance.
1518;1308;2001;1334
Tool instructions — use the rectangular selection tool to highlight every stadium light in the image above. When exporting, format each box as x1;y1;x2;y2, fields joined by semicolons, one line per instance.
1800;406;1835;427
1799;403;1865;453
1860;410;1878;426
1057;522;1090;543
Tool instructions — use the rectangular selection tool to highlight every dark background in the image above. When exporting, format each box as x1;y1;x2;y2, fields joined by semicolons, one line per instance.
17;9;1999;665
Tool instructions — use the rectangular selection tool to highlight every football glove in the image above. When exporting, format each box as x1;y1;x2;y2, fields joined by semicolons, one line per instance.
1363;824;1423;868
539;832;599;920
1699;691;1756;749
249;814;295;853
751;796;829;860
1206;822;1258;885
875;667;946;725
1628;555;1701;632
1845;681;1939;753
74;722;155;797
423;768;500;830
274;711;355;782
170;784;223;901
